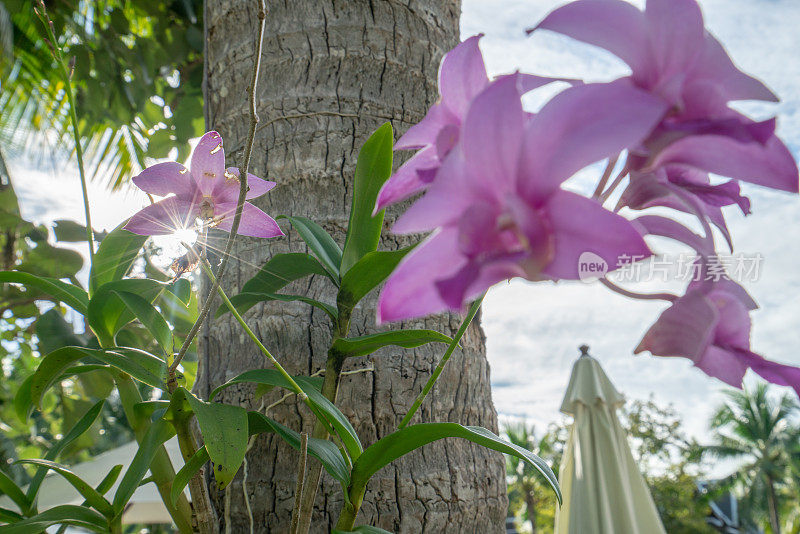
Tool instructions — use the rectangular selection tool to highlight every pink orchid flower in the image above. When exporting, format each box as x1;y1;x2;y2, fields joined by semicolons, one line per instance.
125;131;283;239
375;35;571;212
532;0;799;194
619;165;751;250
377;76;668;323
636;280;800;397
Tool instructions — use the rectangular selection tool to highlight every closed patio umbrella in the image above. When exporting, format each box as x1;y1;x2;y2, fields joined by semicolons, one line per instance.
555;345;665;534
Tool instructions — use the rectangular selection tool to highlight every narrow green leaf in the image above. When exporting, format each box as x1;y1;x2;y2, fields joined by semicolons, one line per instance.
337;246;414;314
340;123;393;274
177;388;248;490
0;505;109;533
0;271;88;314
248;412;351;484
25;347;166;416
15;460;114;518
210;370;362;461
277;216;342;281
88;220;147;295
170;446;210;507
95;465;123;495
0;469;28;512
350;423;561;504
330;330;452;359
219;252;332;318
228;292;337;322
0;507;23;523
87;279;166;346
113;418;175;513
169;277;192;304
112;290;173;355
26;401;105;506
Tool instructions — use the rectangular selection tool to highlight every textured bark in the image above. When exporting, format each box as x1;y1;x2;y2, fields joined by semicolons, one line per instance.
200;1;506;532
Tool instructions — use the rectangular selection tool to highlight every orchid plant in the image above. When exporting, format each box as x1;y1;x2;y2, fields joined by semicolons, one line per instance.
2;0;799;533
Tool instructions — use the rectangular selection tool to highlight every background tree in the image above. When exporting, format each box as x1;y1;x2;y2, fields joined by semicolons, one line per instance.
0;0;204;188
707;384;800;534
201;1;505;531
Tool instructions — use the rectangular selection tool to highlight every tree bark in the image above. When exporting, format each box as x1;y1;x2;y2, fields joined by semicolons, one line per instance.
767;476;781;534
200;1;506;532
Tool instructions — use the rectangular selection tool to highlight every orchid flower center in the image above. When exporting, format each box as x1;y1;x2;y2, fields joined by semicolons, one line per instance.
199;197;216;220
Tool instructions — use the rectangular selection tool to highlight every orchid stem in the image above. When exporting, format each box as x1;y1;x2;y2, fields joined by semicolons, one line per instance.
198;258;308;402
168;0;267;384
600;278;677;302
591;154;620;200
35;1;95;261
399;295;484;429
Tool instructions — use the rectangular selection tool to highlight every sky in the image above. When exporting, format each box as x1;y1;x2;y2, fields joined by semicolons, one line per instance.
9;0;800;455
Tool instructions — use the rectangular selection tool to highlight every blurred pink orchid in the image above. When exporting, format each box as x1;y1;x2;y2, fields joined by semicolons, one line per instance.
377;76;667;323
125;131;283;239
375;35;573;212
532;0;799;193
619;165;750;250
636;281;800;397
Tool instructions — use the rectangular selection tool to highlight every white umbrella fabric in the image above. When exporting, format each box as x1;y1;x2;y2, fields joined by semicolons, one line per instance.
555;347;666;534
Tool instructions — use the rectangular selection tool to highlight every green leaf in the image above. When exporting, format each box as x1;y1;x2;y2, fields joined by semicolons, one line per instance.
330;330;452;359
337;246;414;315
15;460;114;518
210;370;362;461
229;292;337;322
95;465;124;496
36;309;84;355
350;423;561;504
88;220;147;296
87;279;166;346
340;123;393;275
0;271;88;314
0;507;23;523
24;348;166;416
333;527;393;534
170;445;209;507
248;412;351;484
16;245;84;279
112;290;173;355
113;418;175;513
52;219;91;242
220;252;332;318
170;277;192;304
0;505;109;533
26;401;106;506
0;469;29;512
177;388;249;489
277;216;342;282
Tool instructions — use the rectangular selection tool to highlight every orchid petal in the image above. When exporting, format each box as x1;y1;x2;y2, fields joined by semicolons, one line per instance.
695;346;748;388
653;134;799;193
461;74;525;193
375;147;440;212
214;202;284;238
214;167;276;203
633;215;712;255
436;259;525;311
132;162;195;198
191;131;226;195
740;352;800;397
645;0;705;84
395;104;456;150
377;229;466;323
635;290;718;362
520;80;667;203
531;0;649;75
438;35;490;117
541;191;651;279
124;197;197;236
690;33;778;103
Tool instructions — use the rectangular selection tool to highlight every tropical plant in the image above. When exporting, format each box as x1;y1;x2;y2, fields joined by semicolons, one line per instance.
707;384;800;533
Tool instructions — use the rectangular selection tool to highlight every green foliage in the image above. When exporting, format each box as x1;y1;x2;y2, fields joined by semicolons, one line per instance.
278;215;343;282
340;122;394;274
2;0;205;188
329;330;453;359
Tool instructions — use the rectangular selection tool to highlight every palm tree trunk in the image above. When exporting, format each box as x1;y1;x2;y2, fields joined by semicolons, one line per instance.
525;494;537;534
200;1;506;532
767;475;781;534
